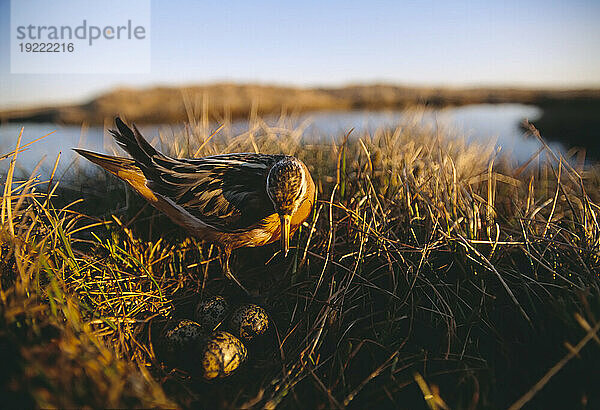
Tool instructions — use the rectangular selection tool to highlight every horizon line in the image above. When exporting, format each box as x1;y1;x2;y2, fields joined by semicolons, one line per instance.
3;80;600;111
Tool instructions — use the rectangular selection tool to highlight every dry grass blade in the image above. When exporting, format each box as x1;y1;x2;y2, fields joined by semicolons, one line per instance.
509;319;600;410
0;130;56;161
1;127;24;236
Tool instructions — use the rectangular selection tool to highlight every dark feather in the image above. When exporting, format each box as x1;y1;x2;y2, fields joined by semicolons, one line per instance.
109;118;285;232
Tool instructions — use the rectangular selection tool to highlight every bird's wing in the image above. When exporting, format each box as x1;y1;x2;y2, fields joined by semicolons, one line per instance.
109;118;282;232
148;153;282;232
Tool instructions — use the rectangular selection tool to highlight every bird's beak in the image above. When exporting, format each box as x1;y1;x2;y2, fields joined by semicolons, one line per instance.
279;214;291;257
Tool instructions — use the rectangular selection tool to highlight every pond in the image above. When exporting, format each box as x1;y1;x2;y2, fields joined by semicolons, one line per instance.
0;103;564;178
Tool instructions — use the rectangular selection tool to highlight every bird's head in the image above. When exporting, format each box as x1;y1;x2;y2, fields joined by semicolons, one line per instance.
266;157;307;256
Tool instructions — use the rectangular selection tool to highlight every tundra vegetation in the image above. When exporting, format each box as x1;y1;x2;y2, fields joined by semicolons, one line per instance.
1;108;599;408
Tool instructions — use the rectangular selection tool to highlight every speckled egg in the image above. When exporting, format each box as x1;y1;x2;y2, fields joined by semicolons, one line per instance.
201;331;247;380
229;304;269;341
159;319;207;367
163;319;206;349
194;295;230;331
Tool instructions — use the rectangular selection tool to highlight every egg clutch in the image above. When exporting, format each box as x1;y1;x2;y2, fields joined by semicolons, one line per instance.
159;296;270;380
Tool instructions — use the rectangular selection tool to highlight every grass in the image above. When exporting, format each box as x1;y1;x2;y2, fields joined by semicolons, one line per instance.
1;110;599;409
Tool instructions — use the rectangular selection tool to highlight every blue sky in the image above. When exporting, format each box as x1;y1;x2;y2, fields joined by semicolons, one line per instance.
1;0;599;108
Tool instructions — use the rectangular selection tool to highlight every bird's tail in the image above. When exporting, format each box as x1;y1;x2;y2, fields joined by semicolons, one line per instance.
74;148;208;234
74;148;136;174
73;148;158;202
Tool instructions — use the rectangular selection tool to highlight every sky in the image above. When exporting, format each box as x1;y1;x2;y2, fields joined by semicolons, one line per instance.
1;0;599;109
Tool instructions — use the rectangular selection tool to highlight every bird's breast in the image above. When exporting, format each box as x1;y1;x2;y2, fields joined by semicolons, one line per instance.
291;163;316;228
214;160;315;251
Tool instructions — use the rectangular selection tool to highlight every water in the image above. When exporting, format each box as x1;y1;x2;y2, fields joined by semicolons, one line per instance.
303;104;554;161
0;103;563;178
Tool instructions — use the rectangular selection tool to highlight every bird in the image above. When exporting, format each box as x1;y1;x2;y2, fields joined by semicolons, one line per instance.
74;117;315;293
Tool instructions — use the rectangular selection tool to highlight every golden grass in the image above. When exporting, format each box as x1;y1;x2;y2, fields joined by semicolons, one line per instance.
1;111;599;408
